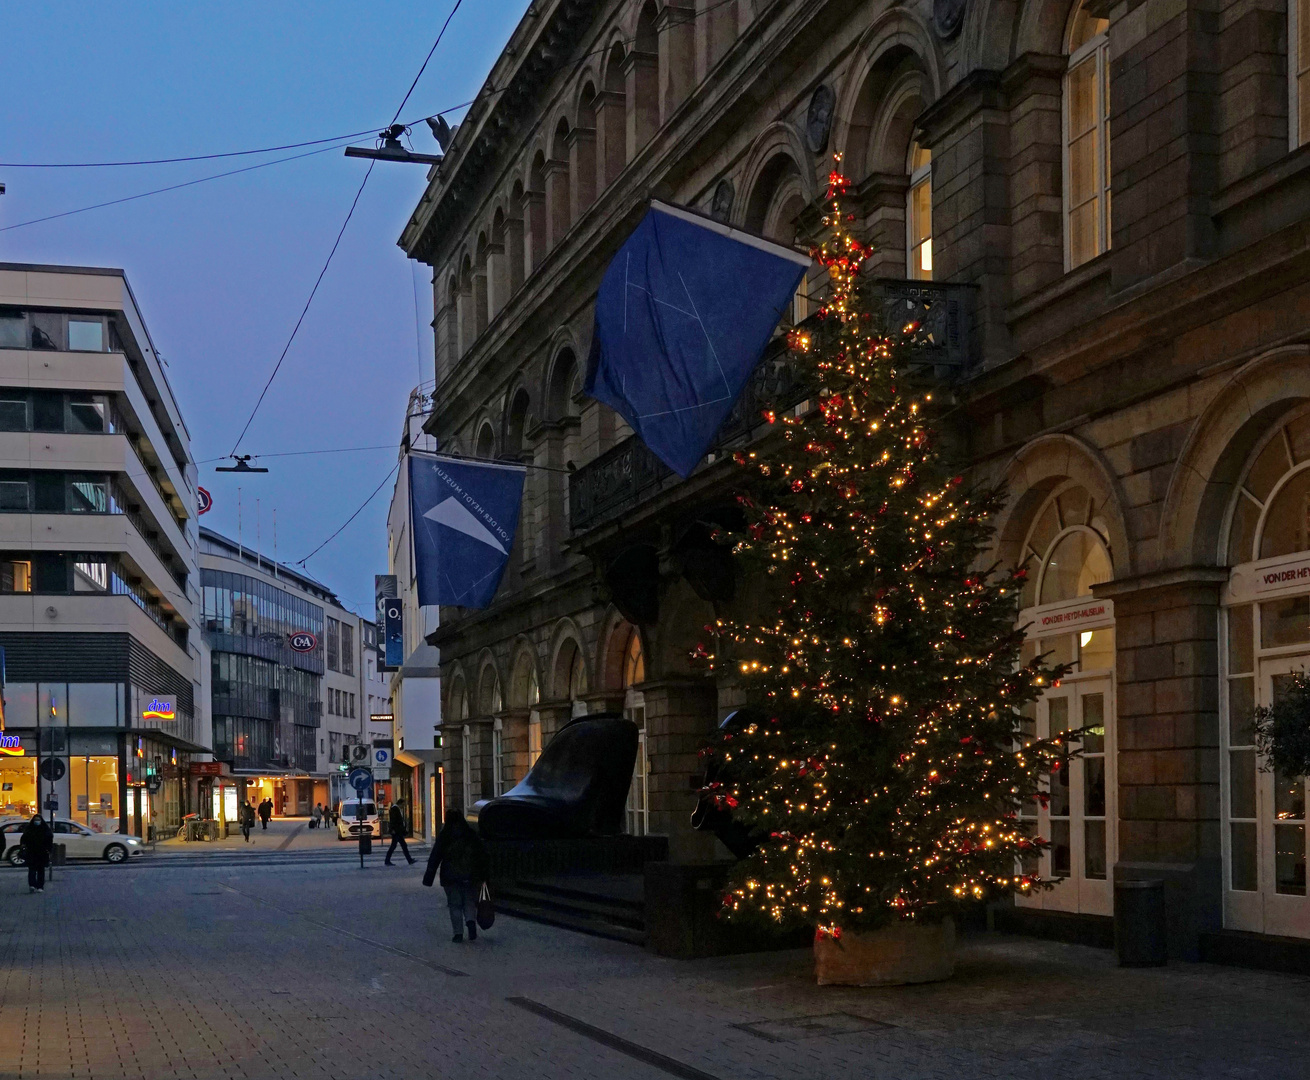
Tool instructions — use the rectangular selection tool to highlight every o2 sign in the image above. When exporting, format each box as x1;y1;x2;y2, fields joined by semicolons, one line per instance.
288;631;318;653
197;487;213;515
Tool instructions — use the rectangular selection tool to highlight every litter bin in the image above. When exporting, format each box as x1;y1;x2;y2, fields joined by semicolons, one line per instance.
1115;878;1167;966
51;843;67;866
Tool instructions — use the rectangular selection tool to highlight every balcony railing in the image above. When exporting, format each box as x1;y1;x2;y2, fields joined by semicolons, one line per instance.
568;279;977;535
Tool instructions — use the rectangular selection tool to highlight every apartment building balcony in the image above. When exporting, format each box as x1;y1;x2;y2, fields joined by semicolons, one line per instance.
569;278;977;535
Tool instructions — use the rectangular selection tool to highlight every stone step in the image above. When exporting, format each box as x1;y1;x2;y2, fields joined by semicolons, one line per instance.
494;890;647;946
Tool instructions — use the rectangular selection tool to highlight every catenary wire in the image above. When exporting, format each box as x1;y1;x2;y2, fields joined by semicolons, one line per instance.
195;444;397;465
228;0;466;457
0;141;355;233
296;462;400;566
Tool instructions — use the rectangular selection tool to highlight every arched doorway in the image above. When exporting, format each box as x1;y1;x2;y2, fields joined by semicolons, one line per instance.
1222;406;1310;936
1015;481;1117;916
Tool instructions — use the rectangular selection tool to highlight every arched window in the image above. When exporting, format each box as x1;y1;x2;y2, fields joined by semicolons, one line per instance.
474;232;490;336
1020;484;1114;610
619;626;648;836
475;421;496;461
576;84;598;213
547;349;581;421
490;209;508;317
906;141;932;280
508;181;526;293
622;626;645;689
1225;409;1310;565
458;254;474;356
526;152;547;274
505;388;530;458
1065;4;1111;270
601;43;628;186
631;4;661;153
477;664;502;716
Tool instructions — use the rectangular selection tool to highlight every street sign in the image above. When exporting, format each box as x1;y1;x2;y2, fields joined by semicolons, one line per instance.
347;767;372;793
39;757;66;782
372;747;392;770
146;775;163;794
349;743;371;765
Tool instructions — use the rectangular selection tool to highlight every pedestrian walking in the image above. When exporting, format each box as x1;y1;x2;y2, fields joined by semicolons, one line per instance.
20;815;53;893
384;801;415;866
422;808;488;942
312;803;323;829
258;798;272;830
240;800;255;843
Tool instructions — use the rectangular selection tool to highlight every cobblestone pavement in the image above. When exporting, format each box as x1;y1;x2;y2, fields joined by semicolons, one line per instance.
0;852;1307;1079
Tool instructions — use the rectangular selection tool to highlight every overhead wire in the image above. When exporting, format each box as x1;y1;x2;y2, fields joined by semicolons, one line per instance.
195;444;396;465
296;462;400;566
0;140;356;233
227;0;465;458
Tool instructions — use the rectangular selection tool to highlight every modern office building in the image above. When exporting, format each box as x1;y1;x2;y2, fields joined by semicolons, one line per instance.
199;526;368;816
0;262;209;839
396;0;1310;959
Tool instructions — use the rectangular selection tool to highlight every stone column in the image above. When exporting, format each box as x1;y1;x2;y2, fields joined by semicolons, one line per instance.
594;90;626;190
521;189;546;276
534;700;575;748
485;241;507;319
624;51;660;159
504;215;525;295
566;127;597;221
583;690;626;717
498;707;531;789
641;677;718;861
543;158;571;250
657;3;695;122
1097;568;1227;959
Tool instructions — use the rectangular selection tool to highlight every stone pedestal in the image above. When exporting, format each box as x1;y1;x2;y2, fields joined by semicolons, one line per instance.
813;920;956;987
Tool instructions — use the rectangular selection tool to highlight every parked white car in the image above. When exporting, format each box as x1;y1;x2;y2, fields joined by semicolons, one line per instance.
1;818;143;864
337;801;379;840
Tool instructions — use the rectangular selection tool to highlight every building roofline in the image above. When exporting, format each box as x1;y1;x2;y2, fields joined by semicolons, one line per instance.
199;525;345;607
0;261;126;276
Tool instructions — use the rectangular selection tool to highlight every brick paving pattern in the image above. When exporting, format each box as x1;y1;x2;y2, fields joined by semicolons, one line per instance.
0;850;1307;1078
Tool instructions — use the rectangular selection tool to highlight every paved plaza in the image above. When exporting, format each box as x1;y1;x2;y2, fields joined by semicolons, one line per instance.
0;846;1307;1079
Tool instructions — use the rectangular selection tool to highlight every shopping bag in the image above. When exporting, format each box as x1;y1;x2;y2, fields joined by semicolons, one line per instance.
476;882;495;930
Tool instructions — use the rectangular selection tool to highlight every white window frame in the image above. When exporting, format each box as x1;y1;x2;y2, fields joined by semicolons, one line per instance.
461;723;472;817
492;717;504;796
905;150;933;281
1063;17;1112;271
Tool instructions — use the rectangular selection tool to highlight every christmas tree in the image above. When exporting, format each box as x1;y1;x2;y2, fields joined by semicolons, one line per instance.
701;162;1068;938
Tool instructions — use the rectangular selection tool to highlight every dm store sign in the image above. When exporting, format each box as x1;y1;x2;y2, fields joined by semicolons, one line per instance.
142;697;176;722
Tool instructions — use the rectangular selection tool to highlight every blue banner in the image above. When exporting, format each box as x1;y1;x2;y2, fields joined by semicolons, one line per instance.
585;201;810;477
408;452;526;609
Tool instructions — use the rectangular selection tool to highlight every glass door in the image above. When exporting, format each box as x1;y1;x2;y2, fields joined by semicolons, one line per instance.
1254;657;1310;936
1018;676;1114;915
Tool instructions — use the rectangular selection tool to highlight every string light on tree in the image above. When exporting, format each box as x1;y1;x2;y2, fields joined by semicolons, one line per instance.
699;159;1070;938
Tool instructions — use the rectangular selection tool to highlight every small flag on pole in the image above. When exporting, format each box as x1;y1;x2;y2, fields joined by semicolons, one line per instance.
584;201;811;478
408;452;526;609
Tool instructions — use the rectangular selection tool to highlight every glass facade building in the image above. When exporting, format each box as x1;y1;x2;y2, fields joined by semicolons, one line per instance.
201;565;324;774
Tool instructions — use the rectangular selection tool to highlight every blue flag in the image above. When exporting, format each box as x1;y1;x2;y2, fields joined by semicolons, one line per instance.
585;201;811;477
408;452;526;609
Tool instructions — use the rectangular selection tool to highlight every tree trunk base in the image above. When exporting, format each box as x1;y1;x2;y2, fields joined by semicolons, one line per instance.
813;918;955;986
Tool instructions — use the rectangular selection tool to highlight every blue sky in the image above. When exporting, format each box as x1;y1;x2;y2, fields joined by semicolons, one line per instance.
0;1;526;615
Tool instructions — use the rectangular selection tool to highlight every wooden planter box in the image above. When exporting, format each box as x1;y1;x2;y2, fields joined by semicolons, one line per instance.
813;918;955;986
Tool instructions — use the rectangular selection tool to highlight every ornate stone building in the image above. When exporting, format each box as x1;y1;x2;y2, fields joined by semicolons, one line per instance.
401;0;1310;953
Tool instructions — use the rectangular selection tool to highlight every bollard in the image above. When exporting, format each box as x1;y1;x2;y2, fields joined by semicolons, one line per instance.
1114;878;1167;966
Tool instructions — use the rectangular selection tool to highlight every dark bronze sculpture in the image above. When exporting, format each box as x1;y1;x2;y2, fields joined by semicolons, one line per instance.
477;713;639;840
691;708;767;859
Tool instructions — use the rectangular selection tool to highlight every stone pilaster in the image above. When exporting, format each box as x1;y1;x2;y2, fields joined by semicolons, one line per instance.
641;677;718;861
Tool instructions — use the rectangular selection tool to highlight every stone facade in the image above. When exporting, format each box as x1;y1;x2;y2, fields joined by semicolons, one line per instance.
400;0;1310;949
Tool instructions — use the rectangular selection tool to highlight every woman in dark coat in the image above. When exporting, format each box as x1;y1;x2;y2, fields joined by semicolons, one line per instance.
422;809;488;942
20;815;53;893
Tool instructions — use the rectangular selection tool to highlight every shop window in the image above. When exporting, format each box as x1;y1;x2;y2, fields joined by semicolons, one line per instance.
1065;5;1111;269
69;755;119;832
0;756;37;819
906;142;933;280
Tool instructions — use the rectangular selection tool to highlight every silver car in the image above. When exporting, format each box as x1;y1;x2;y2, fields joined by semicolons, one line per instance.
2;818;143;864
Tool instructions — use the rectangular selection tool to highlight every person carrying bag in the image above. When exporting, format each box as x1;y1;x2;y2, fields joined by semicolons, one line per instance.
422;807;490;942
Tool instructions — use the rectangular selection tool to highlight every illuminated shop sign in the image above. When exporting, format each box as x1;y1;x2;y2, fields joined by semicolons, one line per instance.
0;733;24;756
142;698;176;721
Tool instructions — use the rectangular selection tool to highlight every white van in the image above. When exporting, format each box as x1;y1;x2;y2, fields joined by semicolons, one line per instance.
337;800;379;840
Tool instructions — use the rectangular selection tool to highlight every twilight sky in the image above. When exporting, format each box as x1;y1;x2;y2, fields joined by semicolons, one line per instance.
0;1;526;616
